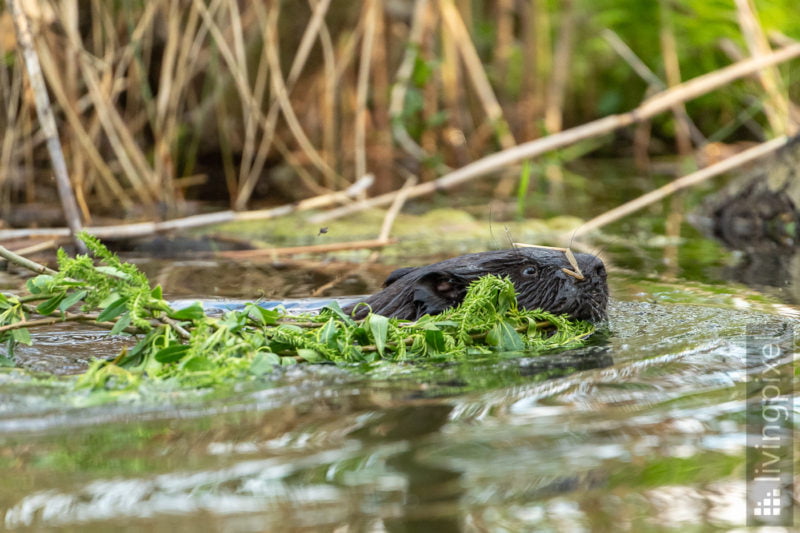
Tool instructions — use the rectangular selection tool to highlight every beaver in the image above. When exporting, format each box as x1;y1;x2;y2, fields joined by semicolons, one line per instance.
343;247;608;322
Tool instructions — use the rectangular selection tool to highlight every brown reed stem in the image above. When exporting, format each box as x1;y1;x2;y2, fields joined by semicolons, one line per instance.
7;0;86;252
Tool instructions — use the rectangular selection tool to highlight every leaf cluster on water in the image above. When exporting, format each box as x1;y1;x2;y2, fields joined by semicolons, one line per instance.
0;233;595;391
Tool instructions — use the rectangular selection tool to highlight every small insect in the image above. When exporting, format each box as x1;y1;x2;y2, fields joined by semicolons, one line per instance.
513;243;585;280
317;227;329;236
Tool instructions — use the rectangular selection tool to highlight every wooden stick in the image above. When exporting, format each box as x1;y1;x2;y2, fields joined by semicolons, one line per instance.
602;28;705;145
367;176;417;262
7;240;57;257
7;0;85;251
216;238;397;259
0;244;58;276
310;42;800;222
571;135;790;238
376;176;416;243
0;314;98;334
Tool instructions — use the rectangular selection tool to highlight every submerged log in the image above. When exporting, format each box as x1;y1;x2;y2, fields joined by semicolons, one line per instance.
692;135;800;298
693;135;800;251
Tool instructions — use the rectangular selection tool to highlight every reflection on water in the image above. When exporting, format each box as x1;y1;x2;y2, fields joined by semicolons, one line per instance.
1;284;797;531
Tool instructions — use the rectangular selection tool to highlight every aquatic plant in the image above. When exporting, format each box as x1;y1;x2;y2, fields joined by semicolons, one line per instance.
0;234;595;390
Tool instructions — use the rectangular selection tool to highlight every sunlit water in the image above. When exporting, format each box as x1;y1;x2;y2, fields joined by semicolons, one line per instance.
1;257;797;531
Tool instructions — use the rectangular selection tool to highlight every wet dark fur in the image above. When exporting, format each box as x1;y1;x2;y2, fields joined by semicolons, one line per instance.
344;248;608;322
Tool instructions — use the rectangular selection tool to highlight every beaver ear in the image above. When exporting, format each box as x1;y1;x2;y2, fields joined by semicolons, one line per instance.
412;271;468;317
383;266;418;287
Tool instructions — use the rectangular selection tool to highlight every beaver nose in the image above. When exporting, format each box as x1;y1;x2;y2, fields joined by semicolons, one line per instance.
575;254;606;281
592;261;606;278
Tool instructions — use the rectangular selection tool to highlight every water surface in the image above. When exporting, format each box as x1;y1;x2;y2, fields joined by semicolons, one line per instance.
1;262;796;531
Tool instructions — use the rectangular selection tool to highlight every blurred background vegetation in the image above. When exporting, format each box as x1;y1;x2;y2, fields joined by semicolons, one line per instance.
1;0;798;226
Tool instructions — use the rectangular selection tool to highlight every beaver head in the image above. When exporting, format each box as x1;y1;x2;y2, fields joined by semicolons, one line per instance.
344;247;608;322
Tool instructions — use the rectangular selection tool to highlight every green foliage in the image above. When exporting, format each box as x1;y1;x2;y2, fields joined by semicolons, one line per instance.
515;160;533;220
1;235;596;394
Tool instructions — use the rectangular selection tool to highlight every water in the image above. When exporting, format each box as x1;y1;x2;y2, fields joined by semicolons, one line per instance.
2;161;799;530
1;259;797;531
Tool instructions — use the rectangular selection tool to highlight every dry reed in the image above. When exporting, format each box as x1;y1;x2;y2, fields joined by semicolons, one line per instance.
0;0;797;228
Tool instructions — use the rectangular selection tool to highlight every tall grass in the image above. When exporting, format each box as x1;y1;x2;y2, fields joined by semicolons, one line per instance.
0;0;797;223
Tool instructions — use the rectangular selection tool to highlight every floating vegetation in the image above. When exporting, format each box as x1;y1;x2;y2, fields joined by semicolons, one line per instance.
0;234;595;391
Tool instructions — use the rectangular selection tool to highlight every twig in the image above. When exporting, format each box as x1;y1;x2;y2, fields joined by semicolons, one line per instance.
368;175;417;261
602;28;706;146
0;244;58;275
570;135;790;238
601;29;664;89
14;299;189;339
7;0;85;251
377;176;416;243
309;42;800;222
0;315;92;333
0;311;138;336
160;316;191;340
6;240;57;257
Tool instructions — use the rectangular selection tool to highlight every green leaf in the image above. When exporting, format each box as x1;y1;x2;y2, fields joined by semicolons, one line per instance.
250;352;279;375
296;349;323;362
109;312;132;336
26;275;52;295
95;266;131;280
36;293;65;315
97;296;128;322
181;356;213;372
168;303;205;321
154;344;190;363
11;328;31;345
425;329;446;354
246;304;279;325
486;320;525;351
321;301;356;326
318;318;339;347
150;285;163;299
366;314;389;356
98;292;122;308
59;290;88;312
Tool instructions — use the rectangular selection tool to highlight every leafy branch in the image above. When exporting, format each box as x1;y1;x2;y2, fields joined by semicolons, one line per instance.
1;234;596;391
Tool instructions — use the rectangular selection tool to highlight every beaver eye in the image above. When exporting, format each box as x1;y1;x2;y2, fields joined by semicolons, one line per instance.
522;266;538;277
